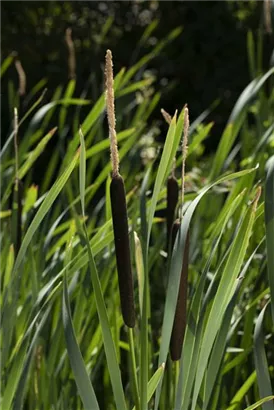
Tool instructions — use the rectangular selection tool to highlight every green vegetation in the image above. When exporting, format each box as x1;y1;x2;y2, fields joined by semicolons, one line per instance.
1;24;274;410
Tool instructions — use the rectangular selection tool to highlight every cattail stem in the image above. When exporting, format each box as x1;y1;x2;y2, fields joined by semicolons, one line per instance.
128;328;140;410
12;108;22;255
105;49;135;327
11;180;23;256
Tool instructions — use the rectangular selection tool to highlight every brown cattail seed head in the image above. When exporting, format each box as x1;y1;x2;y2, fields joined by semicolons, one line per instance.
110;174;135;328
170;219;190;361
166;176;179;250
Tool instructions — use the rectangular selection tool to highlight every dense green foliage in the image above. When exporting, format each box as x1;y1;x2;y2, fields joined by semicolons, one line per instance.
1;8;274;410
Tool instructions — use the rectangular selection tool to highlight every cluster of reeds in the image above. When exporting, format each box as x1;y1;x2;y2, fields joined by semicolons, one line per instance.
2;33;273;410
105;50;190;360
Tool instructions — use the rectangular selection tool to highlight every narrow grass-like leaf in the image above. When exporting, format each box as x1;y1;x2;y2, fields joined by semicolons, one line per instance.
23;184;38;214
0;210;11;218
128;328;140;410
62;252;99;409
140;167;151;246
265;156;274;323
13;307;51;409
3;245;14;291
147;113;177;247
140;148;166;409
254;302;274;410
11;151;79;277
81;223;127;410
116;77;154;97
1;337;29;410
138;166;151;410
134;231;145;315
203;244;261;410
243;397;274;410
2;305;50;409
210;67;274;179
147;363;165;406
227;371;257;410
79;128;86;216
30;100;90;128
229;67;274;124
247;30;256;79
253;123;274;155
1;53;15;77
132;364;165;410
18;127;57;179
36;228;114;308
59;79;76;132
164;107;185;181
187;122;214;157
138;19;158;46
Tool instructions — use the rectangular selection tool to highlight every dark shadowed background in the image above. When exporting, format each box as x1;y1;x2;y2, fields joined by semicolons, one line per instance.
1;1;273;150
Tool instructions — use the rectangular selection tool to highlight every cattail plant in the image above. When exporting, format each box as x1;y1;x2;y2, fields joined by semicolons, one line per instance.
11;107;23;256
105;49;135;328
14;55;26;97
264;0;272;34
170;106;190;361
65;28;76;80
